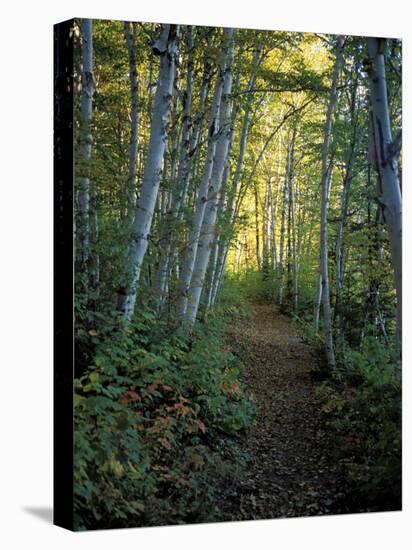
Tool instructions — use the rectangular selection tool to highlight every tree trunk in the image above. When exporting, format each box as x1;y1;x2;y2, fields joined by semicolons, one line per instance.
117;25;179;320
335;69;359;334
269;176;279;270
212;58;259;299
366;37;402;349
319;34;344;368
290;159;298;312
185;28;236;324
254;181;261;270
177;29;233;318
77;19;94;279
123;22;139;221
278;135;288;305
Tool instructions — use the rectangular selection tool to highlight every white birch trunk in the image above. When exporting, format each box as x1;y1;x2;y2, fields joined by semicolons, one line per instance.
118;25;179;320
314;273;322;331
335;71;359;330
124;22;139;220
212;99;253;300
185;28;236;324
156;28;196;307
319;35;344;368
176;30;233;317
314;168;333;332
289;158;298;311
366;37;402;348
77;19;94;274
278;140;288;305
206;238;220;309
208;50;262;303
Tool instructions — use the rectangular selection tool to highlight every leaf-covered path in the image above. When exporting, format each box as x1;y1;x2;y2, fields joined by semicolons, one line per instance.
221;302;350;520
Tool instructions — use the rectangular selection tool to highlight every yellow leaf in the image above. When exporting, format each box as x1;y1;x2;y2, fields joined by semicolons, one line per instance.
74;394;84;407
90;372;100;384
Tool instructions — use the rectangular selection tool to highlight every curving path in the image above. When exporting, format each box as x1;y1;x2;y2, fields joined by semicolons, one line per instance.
221;303;350;520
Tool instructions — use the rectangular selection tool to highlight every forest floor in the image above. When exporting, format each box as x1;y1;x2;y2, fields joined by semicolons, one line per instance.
219;302;352;520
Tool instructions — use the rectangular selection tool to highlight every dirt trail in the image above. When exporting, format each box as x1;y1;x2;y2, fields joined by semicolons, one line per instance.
221;303;349;520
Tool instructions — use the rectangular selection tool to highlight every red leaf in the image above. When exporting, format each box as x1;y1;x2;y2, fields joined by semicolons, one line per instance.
147;382;160;393
198;420;206;434
120;390;140;404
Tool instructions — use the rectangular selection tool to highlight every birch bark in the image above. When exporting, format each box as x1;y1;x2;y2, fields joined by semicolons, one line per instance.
319;35;344;368
335;71;359;331
208;49;263;304
176;30;233;317
156;29;198;309
117;25;179;320
77;19;94;276
185;28;236;324
123;22;139;221
366;37;402;348
278;137;289;305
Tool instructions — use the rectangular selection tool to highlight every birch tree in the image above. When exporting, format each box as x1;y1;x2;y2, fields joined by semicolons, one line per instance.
210;49;263;302
117;24;179;320
366;37;402;348
319;35;344;368
177;29;233;317
289;133;298;312
77;19;94;278
123;22;139;221
185;28;236;324
156;27;196;307
278;138;288;305
335;68;360;333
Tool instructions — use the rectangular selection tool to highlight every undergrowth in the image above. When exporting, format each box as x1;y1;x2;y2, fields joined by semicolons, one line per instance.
74;293;254;530
316;336;401;511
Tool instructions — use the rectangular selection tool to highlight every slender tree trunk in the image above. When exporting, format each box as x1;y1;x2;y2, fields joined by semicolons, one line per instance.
290;162;298;312
285;126;298;310
123;22;139;221
319;34;344;368
314;274;322;331
262;183;270;272
155;28;196;309
314;168;333;331
269;176;279;270
254;181;261;270
366;37;402;349
206;237;220;309
185;28;236;324
77;19;94;279
177;30;232;317
278;135;289;305
213;86;255;297
335;71;359;333
117;25;179;320
212;49;262;296
160;52;213;307
335;148;356;330
201;68;241;310
89;180;99;299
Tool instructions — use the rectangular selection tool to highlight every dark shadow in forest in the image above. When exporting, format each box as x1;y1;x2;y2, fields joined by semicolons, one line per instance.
23;506;53;524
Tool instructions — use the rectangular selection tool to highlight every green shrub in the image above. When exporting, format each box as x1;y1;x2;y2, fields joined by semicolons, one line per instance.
228;269;275;303
74;307;254;529
319;336;401;510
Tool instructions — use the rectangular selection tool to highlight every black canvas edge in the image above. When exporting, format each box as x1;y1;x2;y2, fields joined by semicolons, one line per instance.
54;18;75;531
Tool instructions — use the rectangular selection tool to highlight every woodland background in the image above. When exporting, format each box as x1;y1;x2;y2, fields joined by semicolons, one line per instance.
1;1;410;549
71;18;401;529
